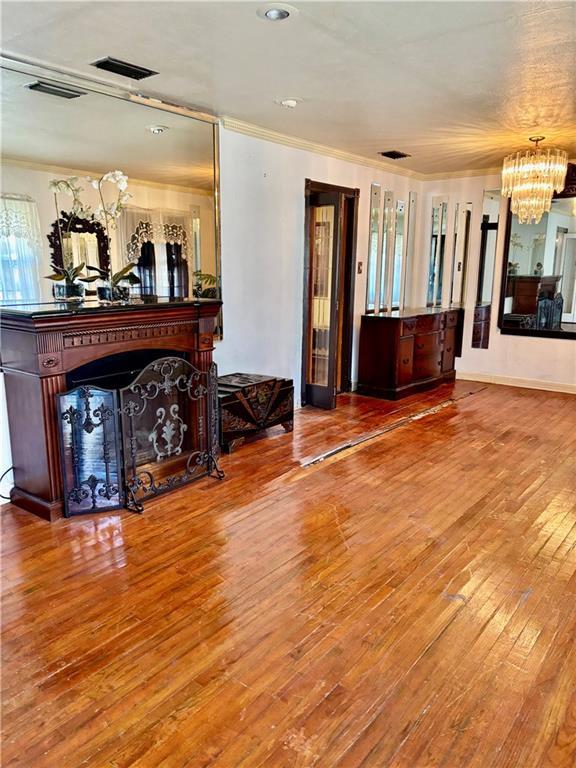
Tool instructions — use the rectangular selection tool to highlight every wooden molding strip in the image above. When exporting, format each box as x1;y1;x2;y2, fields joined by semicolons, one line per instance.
456;371;576;395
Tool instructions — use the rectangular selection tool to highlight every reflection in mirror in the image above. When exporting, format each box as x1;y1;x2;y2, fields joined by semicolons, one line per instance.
427;199;447;306
450;202;472;305
379;191;394;310
0;66;221;331
477;190;499;304
500;193;576;335
365;184;381;312
391;200;405;308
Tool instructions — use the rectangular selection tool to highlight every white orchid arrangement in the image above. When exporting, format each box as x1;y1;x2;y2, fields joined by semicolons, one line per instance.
47;170;134;286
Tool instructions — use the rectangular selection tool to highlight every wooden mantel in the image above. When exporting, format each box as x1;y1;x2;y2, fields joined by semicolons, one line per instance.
0;298;222;521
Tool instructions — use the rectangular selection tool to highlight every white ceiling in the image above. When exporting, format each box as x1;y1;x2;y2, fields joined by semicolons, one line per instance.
1;1;575;175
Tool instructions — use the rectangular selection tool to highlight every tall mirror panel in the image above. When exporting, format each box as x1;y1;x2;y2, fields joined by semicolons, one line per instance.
365;183;381;312
427;199;447;307
450;202;472;305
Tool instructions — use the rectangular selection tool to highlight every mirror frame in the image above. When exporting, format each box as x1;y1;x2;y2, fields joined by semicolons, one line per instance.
48;211;110;273
497;198;576;341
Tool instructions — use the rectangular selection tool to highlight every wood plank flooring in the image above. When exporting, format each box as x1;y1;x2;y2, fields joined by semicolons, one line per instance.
2;382;576;767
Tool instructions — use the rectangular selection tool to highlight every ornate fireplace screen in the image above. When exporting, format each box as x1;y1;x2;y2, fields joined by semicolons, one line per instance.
57;387;123;517
119;357;223;512
57;358;223;516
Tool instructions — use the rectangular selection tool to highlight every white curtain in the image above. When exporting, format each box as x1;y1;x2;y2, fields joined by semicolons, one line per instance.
117;206;199;264
0;195;42;303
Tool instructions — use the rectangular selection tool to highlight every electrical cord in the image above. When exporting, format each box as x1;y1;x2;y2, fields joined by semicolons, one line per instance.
0;466;14;500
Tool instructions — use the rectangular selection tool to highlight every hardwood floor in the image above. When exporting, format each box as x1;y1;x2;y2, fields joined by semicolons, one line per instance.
2;382;576;767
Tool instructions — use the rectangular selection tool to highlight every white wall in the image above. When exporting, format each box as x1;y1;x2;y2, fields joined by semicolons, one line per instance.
214;127;422;393
420;174;576;392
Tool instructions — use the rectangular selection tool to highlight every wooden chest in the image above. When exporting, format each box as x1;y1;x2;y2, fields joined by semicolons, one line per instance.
217;373;294;452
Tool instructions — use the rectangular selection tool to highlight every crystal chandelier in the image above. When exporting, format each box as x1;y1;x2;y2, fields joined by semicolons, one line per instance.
501;137;568;225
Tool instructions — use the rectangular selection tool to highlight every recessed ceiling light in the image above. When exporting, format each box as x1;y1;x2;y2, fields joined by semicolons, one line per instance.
265;8;289;20
257;4;299;21
147;125;169;135
275;97;302;108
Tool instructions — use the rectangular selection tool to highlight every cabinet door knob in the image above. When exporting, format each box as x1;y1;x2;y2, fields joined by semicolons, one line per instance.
446;346;452;353
402;357;410;365
416;343;424;350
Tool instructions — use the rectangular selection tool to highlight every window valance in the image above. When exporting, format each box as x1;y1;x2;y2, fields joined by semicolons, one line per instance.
118;207;199;263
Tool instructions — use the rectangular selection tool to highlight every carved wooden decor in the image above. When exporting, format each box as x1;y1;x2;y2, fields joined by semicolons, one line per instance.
218;373;294;453
47;211;110;273
0;299;222;521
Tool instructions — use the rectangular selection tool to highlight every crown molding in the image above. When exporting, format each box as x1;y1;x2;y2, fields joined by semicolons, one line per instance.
220;117;512;182
1;157;212;196
220;117;426;180
423;167;502;181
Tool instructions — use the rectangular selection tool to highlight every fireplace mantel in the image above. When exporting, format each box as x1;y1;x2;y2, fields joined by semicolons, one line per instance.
0;298;222;520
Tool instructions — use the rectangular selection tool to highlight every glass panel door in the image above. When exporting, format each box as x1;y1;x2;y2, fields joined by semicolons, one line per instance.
305;190;341;408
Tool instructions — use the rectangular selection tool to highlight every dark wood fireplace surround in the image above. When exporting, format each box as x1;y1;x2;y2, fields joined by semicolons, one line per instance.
0;299;222;521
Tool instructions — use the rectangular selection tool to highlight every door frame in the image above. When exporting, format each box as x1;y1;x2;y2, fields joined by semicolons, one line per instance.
301;179;359;407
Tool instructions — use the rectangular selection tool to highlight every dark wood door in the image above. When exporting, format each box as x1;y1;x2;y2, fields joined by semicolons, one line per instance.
304;190;342;409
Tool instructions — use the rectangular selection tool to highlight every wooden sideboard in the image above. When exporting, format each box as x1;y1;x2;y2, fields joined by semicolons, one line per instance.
0;298;222;520
357;307;464;399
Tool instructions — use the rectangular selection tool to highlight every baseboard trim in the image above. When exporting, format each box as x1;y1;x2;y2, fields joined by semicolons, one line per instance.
456;371;576;395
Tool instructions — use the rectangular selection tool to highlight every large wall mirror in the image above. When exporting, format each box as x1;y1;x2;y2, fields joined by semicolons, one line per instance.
498;172;576;339
0;66;222;332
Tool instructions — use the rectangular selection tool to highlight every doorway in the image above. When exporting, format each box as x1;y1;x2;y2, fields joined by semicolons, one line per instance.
302;180;359;409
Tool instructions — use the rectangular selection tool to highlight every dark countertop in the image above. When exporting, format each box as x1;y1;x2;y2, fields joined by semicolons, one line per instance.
0;296;222;319
365;304;468;319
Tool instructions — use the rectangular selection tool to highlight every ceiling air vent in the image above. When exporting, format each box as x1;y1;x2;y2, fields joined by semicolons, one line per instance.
27;81;86;99
91;57;158;80
379;150;412;160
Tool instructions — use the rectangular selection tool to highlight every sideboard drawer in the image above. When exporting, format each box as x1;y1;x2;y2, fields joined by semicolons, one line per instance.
413;355;442;381
401;318;417;336
442;327;456;372
416;314;441;333
444;310;459;328
414;331;442;358
474;305;490;323
396;336;414;386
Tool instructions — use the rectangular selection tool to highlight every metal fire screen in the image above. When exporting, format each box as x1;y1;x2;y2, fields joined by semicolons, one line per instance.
57;386;123;517
119;357;223;512
57;357;223;516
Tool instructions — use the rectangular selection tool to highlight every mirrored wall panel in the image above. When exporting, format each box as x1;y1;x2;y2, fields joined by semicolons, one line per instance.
0;67;221;327
365;188;415;313
365;184;381;312
450;202;472;305
499;190;576;338
427;199;447;306
477;190;500;305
